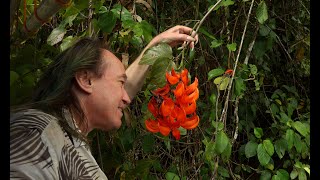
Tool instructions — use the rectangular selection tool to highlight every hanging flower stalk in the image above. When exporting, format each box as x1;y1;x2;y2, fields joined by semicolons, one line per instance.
145;68;200;140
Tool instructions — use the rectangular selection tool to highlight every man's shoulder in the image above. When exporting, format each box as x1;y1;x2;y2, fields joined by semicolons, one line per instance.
10;109;61;134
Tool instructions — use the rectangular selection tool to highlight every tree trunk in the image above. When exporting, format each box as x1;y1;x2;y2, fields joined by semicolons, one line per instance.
10;0;21;33
22;0;71;38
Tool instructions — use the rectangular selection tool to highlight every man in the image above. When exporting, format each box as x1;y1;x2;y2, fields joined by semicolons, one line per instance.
10;25;198;179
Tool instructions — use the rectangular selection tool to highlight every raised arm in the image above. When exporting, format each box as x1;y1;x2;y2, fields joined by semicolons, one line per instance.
125;25;198;100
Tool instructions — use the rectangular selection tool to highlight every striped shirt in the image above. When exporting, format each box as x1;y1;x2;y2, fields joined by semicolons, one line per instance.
10;108;108;180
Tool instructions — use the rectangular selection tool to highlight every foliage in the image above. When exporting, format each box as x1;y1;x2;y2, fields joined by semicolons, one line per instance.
10;0;310;179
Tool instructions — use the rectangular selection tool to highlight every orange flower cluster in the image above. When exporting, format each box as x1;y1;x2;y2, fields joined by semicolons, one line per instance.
145;68;200;140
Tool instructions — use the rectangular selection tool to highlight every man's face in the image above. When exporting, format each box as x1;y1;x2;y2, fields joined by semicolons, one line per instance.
86;49;131;131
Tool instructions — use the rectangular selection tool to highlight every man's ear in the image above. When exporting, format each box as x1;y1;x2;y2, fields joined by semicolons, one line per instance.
74;70;94;94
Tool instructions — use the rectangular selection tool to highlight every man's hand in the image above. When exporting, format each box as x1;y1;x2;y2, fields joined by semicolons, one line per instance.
146;25;199;50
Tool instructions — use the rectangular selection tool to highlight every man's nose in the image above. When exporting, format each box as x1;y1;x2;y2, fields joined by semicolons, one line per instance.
122;89;131;105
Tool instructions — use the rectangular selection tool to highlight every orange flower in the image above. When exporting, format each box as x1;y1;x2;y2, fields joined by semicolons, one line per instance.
145;68;200;140
225;69;233;76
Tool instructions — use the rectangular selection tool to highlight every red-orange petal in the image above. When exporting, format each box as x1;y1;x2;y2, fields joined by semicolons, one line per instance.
181;68;189;86
152;83;170;97
181;88;199;104
172;128;181;140
181;114;200;130
159;123;171;136
173;82;185;98
148;97;158;117
166;69;181;85
185;77;198;95
225;69;233;76
183;101;196;115
160;98;174;117
145;119;159;133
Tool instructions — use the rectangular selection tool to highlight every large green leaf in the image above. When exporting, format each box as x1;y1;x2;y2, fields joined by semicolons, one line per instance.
245;141;258;158
218;166;230;178
98;11;117;33
293;133;303;153
274;138;287;159
285;129;294;150
227;43;237;52
298;170;307;180
256;1;268;24
215;131;229;154
292;121;309;137
257;144;271;166
221;141;232;161
208;68;225;80
111;4;134;22
47;25;67;46
263;139;274;156
147;57;175;89
273;169;289;180
139;43;173;65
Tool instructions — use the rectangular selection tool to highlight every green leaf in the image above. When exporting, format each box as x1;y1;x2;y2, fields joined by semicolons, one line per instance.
213;76;230;91
293;133;303;153
208;68;225;80
298;170;307;180
98;11;117;33
139;43;173;65
210;39;223;48
260;170;272;180
147;57;174;89
178;127;187;135
270;103;279;116
215;131;229;154
290;169;298;179
235;77;246;96
279;112;290;124
249;64;258;75
142;134;155;153
276;169;289;180
259;24;271;36
10;71;19;86
60;36;77;52
221;0;235;6
274;138;287;159
209;93;217;105
111;4;133;22
292;121;309;137
254;127;263;139
256;1;269;24
257;144;271;166
227;43;237;51
165;172;180;180
47;25;67;46
212;121;224;131
221;141;232;161
263;139;274;156
285;129;294;150
245;141;258;158
218;166;230;178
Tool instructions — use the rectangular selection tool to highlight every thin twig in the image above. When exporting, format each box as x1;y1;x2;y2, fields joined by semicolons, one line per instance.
219;0;255;123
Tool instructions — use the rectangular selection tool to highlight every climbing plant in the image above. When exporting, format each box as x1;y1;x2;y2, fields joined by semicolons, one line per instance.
10;0;310;179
